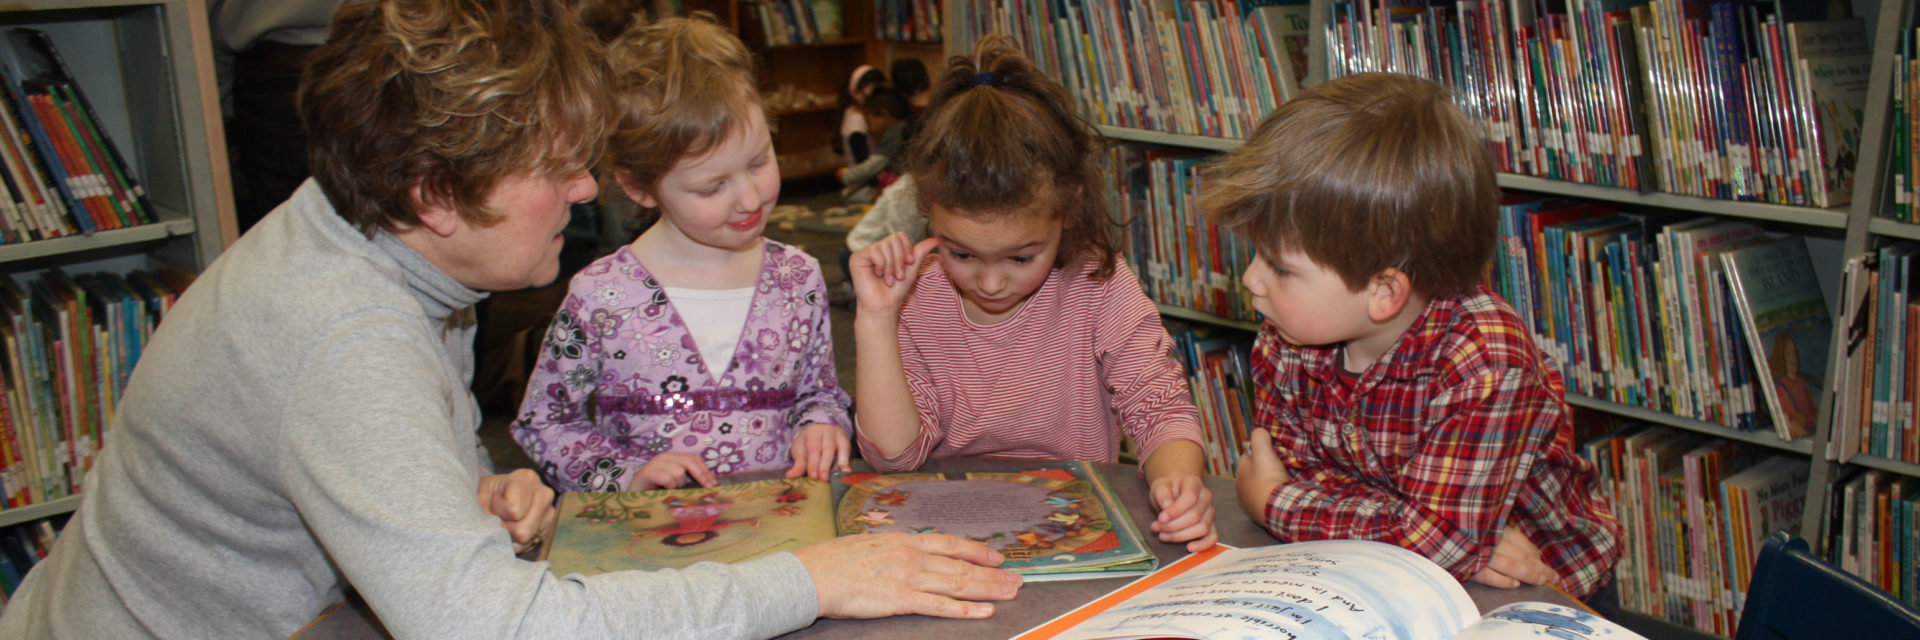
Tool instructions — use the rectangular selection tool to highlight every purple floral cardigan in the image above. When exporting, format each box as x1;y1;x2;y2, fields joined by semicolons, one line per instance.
509;240;852;492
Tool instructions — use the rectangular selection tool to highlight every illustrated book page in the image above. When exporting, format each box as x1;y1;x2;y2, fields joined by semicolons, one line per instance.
833;460;1154;579
1016;540;1644;640
544;460;1153;581
544;476;834;576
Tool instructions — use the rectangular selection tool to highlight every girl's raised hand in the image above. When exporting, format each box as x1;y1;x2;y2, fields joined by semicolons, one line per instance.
787;423;853;481
631;452;718;490
849;232;940;315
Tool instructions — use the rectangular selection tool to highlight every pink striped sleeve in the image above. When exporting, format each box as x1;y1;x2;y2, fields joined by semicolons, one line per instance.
1095;264;1203;462
853;317;945;471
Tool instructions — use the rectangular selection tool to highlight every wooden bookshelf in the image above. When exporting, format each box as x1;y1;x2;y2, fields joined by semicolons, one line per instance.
1096;125;1240;152
0;211;194;264
0;0;234;531
1866;217;1920;242
773;103;838;117
1844;454;1920;478
0;495;80;529
1565;394;1814;455
1156;304;1261;333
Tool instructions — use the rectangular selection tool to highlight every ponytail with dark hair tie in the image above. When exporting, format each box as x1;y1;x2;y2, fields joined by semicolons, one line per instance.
903;35;1124;282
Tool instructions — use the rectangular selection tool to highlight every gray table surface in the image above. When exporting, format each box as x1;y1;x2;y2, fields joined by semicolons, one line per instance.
299;458;1580;638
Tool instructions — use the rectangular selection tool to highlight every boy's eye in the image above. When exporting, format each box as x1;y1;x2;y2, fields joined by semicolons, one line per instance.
949;251;973;261
695;182;723;197
1010;256;1033;264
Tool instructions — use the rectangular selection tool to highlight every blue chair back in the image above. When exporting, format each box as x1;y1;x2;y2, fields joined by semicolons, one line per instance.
1734;530;1920;639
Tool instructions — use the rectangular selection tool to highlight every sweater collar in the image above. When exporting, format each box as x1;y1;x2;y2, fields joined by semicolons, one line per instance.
374;231;487;322
293;179;488;322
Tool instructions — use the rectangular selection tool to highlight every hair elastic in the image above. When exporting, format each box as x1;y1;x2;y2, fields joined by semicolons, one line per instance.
974;71;998;87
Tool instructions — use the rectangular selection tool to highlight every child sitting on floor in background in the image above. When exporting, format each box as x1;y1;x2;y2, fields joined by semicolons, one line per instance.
511;14;851;492
1202;72;1623;610
849;36;1217;552
839;64;887;167
838;87;911;199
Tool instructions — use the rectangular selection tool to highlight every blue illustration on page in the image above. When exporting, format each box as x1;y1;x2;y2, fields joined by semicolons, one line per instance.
1452;602;1639;640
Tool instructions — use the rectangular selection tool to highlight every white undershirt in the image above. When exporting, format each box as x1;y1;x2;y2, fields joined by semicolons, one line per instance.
664;286;756;373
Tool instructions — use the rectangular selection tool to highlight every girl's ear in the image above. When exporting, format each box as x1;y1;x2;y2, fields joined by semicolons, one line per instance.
1366;267;1414;324
614;169;659;209
409;181;462;238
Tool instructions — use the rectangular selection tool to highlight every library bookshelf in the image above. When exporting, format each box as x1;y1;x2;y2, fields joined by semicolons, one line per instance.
729;0;946;181
954;0;1920;637
0;0;233;533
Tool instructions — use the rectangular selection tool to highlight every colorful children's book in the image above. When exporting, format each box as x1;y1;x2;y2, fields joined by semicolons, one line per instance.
1014;540;1646;640
543;460;1156;581
1719;235;1833;440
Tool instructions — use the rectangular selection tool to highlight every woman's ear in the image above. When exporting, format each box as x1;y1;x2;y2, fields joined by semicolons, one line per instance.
614;169;659;209
1366;267;1414;324
409;181;463;238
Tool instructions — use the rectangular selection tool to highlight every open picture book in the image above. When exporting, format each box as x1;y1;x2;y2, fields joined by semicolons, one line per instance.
1016;540;1645;640
542;460;1155;581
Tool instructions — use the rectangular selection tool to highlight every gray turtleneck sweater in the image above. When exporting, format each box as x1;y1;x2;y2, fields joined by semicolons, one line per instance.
0;181;817;639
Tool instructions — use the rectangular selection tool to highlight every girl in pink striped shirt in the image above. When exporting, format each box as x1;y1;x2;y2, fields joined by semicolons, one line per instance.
848;37;1218;551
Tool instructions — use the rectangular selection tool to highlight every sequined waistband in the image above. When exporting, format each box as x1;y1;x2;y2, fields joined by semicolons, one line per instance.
598;388;798;416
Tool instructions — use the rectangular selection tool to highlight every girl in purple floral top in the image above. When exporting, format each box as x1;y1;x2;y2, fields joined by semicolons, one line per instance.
510;17;851;493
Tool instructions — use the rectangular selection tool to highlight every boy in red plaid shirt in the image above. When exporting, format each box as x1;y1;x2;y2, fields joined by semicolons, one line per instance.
1201;73;1623;607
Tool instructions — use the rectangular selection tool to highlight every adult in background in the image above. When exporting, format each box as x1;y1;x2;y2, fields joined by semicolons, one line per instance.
209;0;342;233
0;1;1018;637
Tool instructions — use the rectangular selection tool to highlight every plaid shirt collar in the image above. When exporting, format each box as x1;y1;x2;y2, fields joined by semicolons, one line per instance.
1293;286;1487;389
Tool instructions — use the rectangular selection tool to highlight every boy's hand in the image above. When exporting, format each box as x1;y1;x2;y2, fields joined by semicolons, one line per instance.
476;469;556;554
1468;526;1559;589
1235;428;1290;521
850;232;939;316
1148;473;1218;552
632;452;718;491
787;423;853;481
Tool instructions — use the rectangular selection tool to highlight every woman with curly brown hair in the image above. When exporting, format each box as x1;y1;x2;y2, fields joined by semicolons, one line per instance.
0;3;1017;637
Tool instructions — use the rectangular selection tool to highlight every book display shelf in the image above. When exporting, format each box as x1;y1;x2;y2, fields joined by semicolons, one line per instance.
724;0;891;180
955;0;1919;638
0;0;232;536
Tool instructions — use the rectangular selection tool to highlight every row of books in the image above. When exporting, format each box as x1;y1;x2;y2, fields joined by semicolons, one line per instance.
1327;1;1868;209
1579;422;1809;635
1885;26;1920;222
955;0;1311;140
1168;323;1254;476
0;268;190;509
1105;144;1261;324
1491;195;1833;442
746;0;831;45
1826;467;1920;609
0;28;154;244
874;0;942;42
1829;247;1920;465
0;519;56;603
